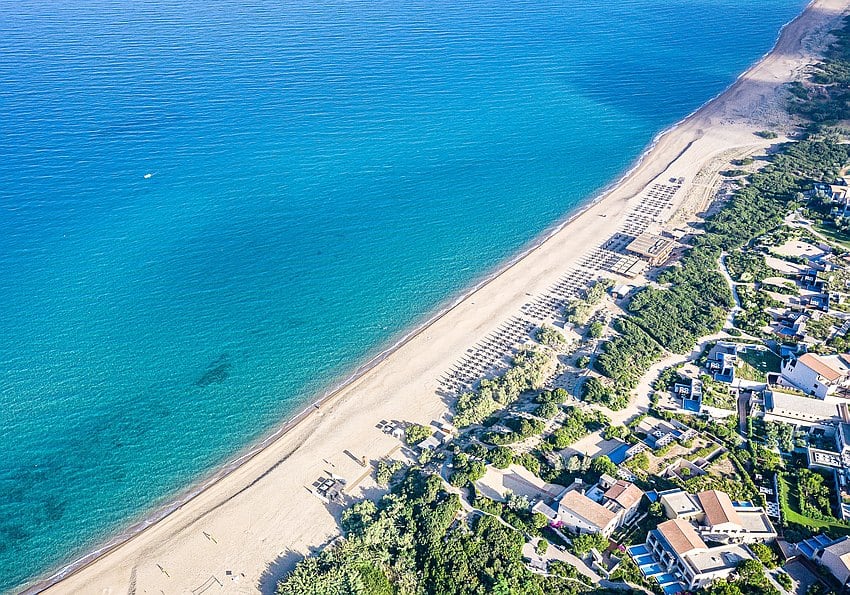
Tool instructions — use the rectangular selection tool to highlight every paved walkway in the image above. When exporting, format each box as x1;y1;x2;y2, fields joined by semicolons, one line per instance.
521;540;601;584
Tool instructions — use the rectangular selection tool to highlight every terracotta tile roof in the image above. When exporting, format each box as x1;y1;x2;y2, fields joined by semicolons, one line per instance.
559;490;617;531
697;490;742;528
797;353;844;382
657;518;706;556
604;480;644;510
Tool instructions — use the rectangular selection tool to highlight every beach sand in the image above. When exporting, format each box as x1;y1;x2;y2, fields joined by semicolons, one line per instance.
28;1;849;593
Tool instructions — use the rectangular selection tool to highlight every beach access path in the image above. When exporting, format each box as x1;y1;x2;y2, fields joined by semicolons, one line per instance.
30;1;850;593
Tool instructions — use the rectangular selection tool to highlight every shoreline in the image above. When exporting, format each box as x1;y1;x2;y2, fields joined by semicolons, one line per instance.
22;1;850;593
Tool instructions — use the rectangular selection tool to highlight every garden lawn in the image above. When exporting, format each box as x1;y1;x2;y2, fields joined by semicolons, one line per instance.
814;220;850;250
739;348;781;382
778;473;850;535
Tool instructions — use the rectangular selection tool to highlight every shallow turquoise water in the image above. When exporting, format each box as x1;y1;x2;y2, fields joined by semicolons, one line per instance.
0;0;807;590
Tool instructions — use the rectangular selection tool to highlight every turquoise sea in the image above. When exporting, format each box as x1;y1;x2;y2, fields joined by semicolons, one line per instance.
0;0;808;591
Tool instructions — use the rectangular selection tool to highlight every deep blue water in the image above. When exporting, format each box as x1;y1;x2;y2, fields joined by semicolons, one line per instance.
0;0;807;590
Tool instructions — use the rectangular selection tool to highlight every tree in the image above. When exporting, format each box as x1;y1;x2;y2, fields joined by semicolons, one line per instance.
775;570;793;590
749;542;777;568
603;425;628;440
404;423;432;445
587;321;605;338
340;499;377;536
649;501;664;518
375;460;403;487
465;442;488;459
582;377;612;403
536;325;566;348
704;579;744;595
535;538;549;555
590;455;618;478
534;401;559;420
506;493;530;511
630;450;650;471
575;355;590;369
736;559;769;589
488;446;514;469
532;512;548;529
571;532;608;556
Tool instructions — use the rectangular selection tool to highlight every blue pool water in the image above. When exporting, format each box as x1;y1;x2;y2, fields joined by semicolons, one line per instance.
656;573;678;585
628;544;650;556
640;563;665;577
663;583;686;595
0;0;809;590
635;554;656;567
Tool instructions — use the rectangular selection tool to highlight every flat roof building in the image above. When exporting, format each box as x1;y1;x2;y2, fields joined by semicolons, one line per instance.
626;232;676;266
818;536;850;587
659;489;703;520
763;389;842;428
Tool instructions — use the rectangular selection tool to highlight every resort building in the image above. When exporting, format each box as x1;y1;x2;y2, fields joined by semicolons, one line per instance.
659;489;703;520
672;378;702;413
637;419;698;451
643;518;754;591
656;488;776;544
817;536;850;587
626;232;675;266
533;477;644;537
603;479;644;525
839;422;850;466
780;353;850;399
761;389;843;429
695;490;777;544
706;342;738;383
555;490;619;536
829;184;849;204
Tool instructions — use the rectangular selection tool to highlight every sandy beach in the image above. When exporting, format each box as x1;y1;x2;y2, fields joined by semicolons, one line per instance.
25;1;850;593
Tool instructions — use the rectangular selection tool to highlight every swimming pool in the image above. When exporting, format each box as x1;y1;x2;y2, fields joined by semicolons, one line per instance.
655;573;677;585
640;563;664;576
628;544;650;556
662;582;686;595
635;554;655;566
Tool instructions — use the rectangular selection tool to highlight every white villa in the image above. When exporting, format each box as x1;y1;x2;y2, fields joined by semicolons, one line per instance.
645;518;754;591
781;353;850;399
533;475;644;537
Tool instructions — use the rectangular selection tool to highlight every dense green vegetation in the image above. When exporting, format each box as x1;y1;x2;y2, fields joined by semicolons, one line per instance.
580;376;628;410
376;460;404;487
703;559;779;595
277;472;607;595
536;325;566;348
594;136;850;394
455;348;552;427
778;471;850;536
725;251;770;282
548;407;609;449
448;452;486;487
277;19;850;595
628;247;733;353
569;533;608;556
483;416;545;446
534;401;559;420
595;317;662;392
734;285;779;335
404;424;432;446
788;16;850;127
487;446;514;469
